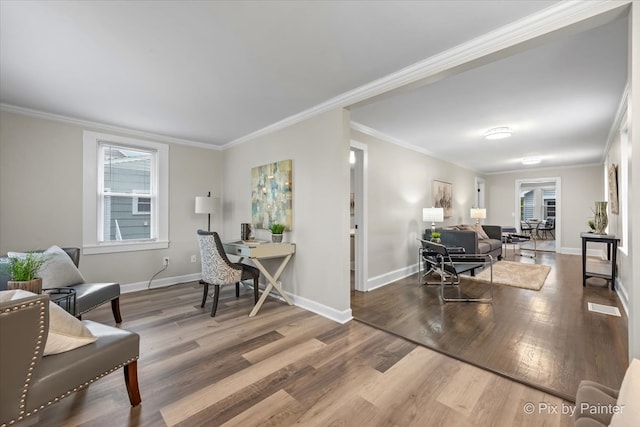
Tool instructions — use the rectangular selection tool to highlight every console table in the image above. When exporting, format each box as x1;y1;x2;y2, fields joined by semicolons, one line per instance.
581;232;619;291
223;240;296;317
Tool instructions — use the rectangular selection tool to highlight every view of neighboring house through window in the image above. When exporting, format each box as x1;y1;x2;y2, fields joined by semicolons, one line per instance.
520;186;556;220
83;130;169;254
100;144;154;242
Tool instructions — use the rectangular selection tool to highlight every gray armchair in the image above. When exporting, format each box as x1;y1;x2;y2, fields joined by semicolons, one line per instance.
0;293;140;426
0;247;122;323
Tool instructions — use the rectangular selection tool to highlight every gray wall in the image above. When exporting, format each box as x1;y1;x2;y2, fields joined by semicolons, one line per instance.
222;108;352;320
351;129;480;285
485;165;603;252
0;110;222;287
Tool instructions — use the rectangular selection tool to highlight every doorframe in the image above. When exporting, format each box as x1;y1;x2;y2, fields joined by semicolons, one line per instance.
350;140;368;292
475;176;486;209
515;177;561;248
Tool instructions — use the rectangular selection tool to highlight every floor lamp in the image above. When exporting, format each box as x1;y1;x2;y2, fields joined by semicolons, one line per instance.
195;192;216;231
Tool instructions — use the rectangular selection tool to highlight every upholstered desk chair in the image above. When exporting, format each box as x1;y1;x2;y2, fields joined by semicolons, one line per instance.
196;230;260;317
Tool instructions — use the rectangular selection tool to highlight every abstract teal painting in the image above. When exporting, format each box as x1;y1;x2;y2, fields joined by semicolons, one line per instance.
251;159;293;230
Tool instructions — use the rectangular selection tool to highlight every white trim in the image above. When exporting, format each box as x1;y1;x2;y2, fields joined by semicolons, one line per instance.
121;273;201;293
224;0;631;149
83;131;170;254
0;103;220;151
350;140;368;292
486;162;603;176
616;280;629;317
290;293;353;324
367;263;419;292
559;247;607;257
602;85;629;162
351;122;482;174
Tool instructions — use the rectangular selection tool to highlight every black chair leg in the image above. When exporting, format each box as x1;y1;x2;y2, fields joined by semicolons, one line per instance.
211;285;220;317
235;283;240;298
200;281;208;308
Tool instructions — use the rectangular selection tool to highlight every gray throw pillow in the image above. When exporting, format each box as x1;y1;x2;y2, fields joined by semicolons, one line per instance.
10;246;85;287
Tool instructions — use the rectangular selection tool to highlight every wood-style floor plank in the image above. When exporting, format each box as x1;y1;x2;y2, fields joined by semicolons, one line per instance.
352;252;628;401
30;281;578;426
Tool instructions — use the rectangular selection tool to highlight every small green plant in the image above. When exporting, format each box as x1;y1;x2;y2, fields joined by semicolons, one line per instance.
431;232;441;239
588;220;596;231
270;223;285;234
3;252;48;281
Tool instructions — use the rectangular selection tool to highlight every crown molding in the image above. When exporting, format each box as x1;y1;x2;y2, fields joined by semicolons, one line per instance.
602;83;630;161
350;121;481;174
224;0;631;149
0;103;221;151
485;162;603;176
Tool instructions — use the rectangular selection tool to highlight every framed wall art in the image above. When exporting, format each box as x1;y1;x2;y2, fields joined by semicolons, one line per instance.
251;159;293;230
608;163;619;214
432;180;453;218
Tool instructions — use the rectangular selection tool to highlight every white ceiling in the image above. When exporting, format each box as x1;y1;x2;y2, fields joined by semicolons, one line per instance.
0;1;629;173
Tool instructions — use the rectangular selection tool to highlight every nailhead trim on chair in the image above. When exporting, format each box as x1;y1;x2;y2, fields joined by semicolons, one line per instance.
1;299;46;427
1;301;139;427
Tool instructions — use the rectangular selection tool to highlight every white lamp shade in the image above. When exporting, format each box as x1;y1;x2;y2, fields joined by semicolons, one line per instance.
470;208;487;220
195;196;215;214
423;207;444;223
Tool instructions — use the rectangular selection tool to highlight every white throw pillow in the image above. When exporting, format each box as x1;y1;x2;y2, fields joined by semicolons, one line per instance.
1;289;97;356
609;358;640;427
8;245;85;287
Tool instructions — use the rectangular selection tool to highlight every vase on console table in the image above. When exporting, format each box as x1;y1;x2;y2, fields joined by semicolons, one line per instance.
593;201;608;235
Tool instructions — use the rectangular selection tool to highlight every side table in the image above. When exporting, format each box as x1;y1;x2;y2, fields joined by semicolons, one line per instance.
580;233;619;291
43;287;77;316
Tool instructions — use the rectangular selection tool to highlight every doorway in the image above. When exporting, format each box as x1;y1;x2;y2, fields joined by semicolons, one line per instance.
350;141;367;292
515;177;561;252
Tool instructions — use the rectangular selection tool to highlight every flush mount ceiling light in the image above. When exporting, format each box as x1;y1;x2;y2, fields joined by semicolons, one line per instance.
522;156;541;165
484;127;512;140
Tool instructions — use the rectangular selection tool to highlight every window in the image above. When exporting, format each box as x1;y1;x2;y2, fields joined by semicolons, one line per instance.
83;131;169;254
543;188;556;218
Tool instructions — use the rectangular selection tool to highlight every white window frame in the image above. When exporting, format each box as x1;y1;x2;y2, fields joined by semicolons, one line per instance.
83;131;169;254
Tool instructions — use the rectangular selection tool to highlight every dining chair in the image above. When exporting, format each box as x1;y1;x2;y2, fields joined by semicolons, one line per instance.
196;230;260;317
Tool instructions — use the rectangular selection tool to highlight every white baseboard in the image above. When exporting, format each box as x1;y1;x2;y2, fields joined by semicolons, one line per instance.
120;273;352;324
616;280;629;317
367;263;418;291
121;273;202;293
289;293;353;324
559;247;602;257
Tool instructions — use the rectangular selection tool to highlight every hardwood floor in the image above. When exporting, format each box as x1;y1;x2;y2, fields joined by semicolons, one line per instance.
352;251;628;402
31;282;576;426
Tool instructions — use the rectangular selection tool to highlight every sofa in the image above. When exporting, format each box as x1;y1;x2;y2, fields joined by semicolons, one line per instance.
574;358;639;426
423;224;502;260
0;292;140;426
0;246;122;323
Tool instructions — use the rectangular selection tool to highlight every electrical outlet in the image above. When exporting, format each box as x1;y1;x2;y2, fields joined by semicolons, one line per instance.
190;254;197;263
163;257;170;266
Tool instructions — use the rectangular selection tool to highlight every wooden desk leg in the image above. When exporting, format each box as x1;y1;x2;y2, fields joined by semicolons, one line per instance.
249;254;293;317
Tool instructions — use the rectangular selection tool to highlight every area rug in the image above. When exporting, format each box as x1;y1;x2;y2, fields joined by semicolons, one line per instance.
470;260;551;290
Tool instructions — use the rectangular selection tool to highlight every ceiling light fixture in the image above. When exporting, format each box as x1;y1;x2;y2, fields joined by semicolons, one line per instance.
484;127;512;140
522;156;541;165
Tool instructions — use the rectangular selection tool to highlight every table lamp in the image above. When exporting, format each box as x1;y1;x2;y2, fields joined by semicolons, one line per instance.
470;208;487;225
423;207;444;234
195;192;216;231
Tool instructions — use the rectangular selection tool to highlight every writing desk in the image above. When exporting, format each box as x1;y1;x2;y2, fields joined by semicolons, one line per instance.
223;240;296;317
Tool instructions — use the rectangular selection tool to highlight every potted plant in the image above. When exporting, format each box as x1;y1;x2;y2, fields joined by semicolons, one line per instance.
3;252;48;293
430;231;441;244
269;223;285;243
588;220;596;233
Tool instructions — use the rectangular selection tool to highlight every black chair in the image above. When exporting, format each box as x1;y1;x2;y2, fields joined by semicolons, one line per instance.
520;220;533;237
420;240;494;302
538;217;555;239
196;230;260;317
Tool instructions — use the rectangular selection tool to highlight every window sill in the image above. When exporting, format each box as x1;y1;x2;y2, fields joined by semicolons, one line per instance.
83;240;169;255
